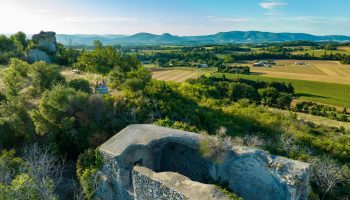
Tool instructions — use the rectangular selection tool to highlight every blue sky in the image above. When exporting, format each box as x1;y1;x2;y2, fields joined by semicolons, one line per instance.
0;0;349;35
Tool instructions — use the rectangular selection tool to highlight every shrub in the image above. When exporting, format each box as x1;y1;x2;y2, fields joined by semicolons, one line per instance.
219;65;250;74
68;79;92;93
258;87;279;106
228;83;260;102
276;92;292;109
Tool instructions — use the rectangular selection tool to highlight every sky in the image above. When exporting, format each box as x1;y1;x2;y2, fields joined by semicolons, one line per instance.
0;0;349;36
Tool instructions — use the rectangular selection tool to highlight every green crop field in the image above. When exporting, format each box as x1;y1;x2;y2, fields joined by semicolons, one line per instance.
216;73;350;108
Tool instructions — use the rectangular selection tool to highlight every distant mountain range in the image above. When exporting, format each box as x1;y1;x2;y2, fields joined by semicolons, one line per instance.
56;31;350;45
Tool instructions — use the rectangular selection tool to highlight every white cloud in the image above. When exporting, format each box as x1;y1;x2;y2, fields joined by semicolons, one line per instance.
36;9;51;14
259;2;288;10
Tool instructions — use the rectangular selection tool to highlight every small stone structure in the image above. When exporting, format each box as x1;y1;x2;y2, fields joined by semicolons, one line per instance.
97;124;310;200
27;31;58;63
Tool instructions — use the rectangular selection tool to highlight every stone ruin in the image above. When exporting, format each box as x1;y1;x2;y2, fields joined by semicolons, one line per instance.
96;124;311;200
27;31;58;63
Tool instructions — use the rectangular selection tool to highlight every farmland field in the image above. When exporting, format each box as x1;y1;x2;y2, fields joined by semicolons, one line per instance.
249;60;350;85
337;46;350;51
152;69;207;82
292;49;350;56
217;73;350;108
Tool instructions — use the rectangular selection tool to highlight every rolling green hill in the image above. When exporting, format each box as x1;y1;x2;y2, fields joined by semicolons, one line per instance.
56;31;350;45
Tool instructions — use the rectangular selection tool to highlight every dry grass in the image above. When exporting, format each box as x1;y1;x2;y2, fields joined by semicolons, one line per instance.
60;69;104;84
152;69;206;82
337;46;350;51
268;107;350;131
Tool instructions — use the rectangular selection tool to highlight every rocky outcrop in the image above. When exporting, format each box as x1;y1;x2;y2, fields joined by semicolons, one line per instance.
32;31;57;53
27;31;58;63
97;124;311;200
27;49;51;63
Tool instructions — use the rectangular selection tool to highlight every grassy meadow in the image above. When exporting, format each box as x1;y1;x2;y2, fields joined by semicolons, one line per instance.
217;73;350;108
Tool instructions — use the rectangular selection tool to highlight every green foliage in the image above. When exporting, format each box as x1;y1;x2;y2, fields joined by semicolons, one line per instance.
295;101;350;122
68;79;92;93
219;65;250;74
0;150;27;184
122;78;145;91
228;83;260;102
276;92;293;109
0;174;40;200
2;59;65;96
259;87;279;106
0;98;35;148
0;149;58;200
0;92;6;102
53;44;81;66
77;148;103;200
215;185;243;200
216;73;350;108
30;84;130;158
0;33;26;64
154;117;199;132
29;62;65;93
74;45;138;74
2;59;30;96
80;168;99;200
77;148;103;179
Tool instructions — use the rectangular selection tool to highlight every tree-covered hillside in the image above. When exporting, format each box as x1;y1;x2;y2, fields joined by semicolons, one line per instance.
0;32;349;200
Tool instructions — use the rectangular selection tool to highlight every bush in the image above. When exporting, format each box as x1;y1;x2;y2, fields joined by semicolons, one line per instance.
77;149;103;200
258;87;279;106
276;93;292;109
228;83;260;102
294;101;350;122
29;62;65;93
68;79;92;93
219;65;250;74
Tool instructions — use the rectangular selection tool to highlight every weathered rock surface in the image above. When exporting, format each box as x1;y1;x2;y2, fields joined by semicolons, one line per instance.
97;124;311;200
132;166;231;200
27;49;51;63
32;31;57;53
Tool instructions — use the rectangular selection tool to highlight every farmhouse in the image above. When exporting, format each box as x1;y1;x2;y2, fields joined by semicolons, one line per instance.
253;61;270;67
294;62;306;65
96;124;311;200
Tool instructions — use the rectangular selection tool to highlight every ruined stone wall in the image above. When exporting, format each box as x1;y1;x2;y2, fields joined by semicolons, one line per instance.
97;124;311;200
132;168;187;200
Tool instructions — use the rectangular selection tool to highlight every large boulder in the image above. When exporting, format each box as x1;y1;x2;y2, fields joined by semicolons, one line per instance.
32;31;57;53
27;49;51;63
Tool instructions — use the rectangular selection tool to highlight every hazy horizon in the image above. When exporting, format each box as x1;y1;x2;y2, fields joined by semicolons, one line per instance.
1;0;350;36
